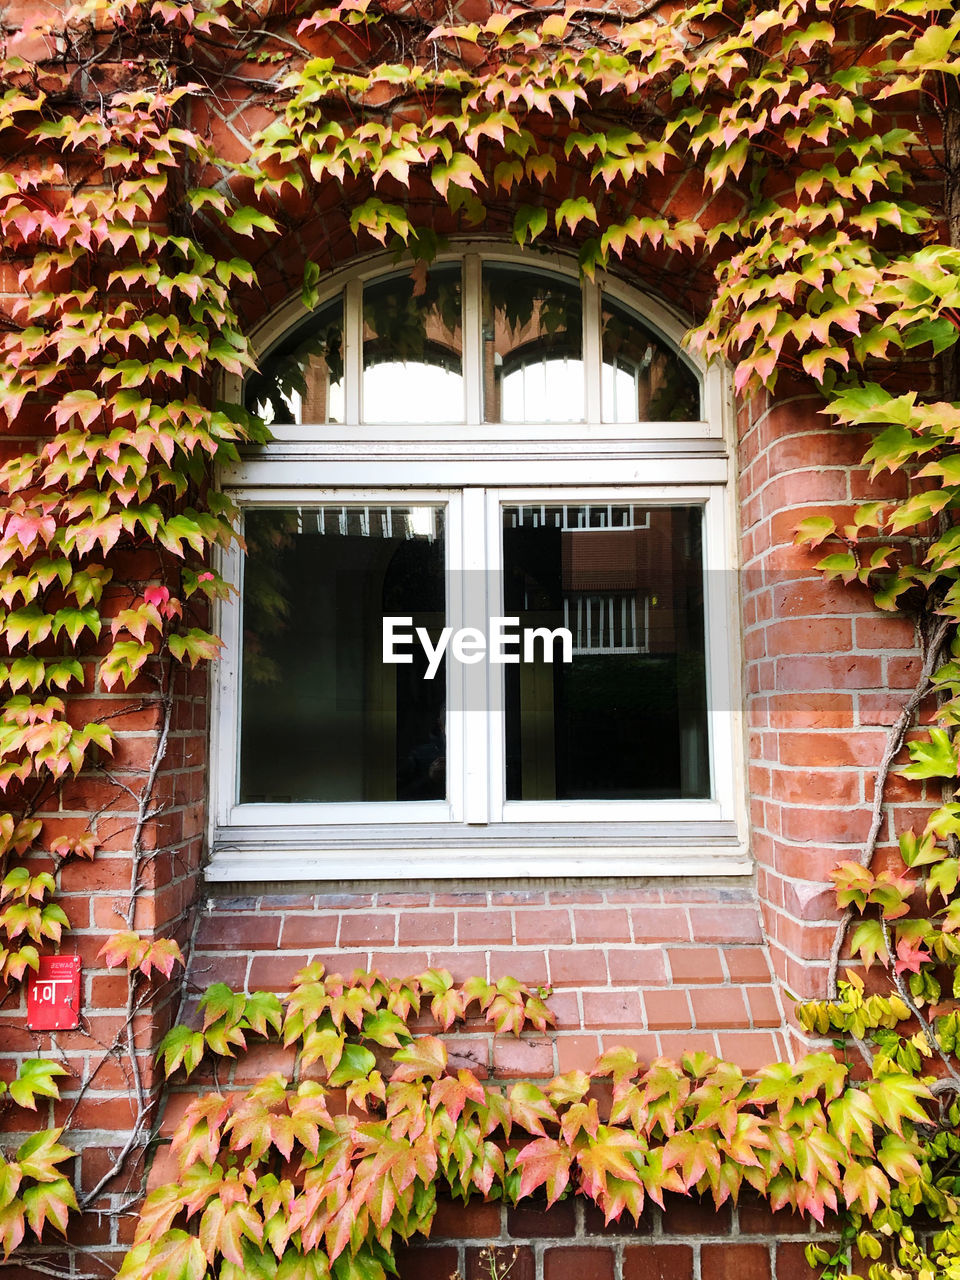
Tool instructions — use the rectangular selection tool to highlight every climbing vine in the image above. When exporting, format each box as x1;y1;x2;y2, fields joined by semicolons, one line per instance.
0;0;959;1275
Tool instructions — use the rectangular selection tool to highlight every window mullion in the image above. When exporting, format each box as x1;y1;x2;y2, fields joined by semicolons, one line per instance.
583;278;602;422
463;254;483;425
460;486;490;824
344;276;362;423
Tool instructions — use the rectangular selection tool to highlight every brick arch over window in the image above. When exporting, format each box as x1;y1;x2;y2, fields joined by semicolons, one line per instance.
198;241;924;1063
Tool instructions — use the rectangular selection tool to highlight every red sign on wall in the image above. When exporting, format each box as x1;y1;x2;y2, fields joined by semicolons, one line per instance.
27;955;82;1031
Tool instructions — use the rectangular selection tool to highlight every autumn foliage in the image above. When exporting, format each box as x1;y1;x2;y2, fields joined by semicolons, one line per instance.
1;0;960;1276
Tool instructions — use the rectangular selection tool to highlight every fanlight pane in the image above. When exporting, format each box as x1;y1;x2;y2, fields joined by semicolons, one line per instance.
362;264;463;423
483;264;584;423
245;293;344;425
601;294;701;422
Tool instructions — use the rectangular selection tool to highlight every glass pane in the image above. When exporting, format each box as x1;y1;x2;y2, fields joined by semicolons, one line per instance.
240;505;446;804
601;294;701;422
502;503;709;801
363;265;463;423
483;264;584;423
245;294;344;425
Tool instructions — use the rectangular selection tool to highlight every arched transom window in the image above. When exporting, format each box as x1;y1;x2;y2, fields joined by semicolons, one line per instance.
211;251;744;882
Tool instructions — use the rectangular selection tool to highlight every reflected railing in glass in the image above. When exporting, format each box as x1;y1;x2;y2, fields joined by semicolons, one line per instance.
501;502;709;801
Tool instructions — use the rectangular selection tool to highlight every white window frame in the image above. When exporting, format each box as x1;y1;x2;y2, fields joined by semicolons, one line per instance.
207;246;748;882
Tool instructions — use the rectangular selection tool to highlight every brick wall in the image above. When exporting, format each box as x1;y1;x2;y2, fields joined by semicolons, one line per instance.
0;10;935;1272
194;886;787;1073
392;1193;832;1280
737;387;923;1048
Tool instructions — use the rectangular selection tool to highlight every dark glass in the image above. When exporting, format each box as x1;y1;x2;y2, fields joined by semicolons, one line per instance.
502;503;709;801
482;264;584;422
601;294;701;422
239;505;446;804
362;265;463;423
245;294;344;424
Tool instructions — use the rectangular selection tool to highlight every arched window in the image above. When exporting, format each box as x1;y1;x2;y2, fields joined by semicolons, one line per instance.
211;251;744;882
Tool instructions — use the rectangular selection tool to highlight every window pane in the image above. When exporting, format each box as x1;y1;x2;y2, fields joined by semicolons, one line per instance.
483;265;584;423
601;294;701;422
502;503;709;800
239;505;446;804
363;265;463;423
245;294;344;425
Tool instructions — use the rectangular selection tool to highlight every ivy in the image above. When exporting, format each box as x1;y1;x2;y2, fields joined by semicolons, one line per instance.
0;0;957;1275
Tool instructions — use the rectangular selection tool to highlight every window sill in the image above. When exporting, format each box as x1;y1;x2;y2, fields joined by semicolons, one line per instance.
206;826;751;881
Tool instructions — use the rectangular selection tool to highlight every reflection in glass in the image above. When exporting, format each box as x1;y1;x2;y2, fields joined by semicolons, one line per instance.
245;294;344;425
483;265;584;423
240;506;446;804
601;294;701;422
502;503;708;801
362;265;463;423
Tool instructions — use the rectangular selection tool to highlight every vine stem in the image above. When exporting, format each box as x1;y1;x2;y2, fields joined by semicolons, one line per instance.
78;662;174;1210
880;918;960;1090
826;612;953;1000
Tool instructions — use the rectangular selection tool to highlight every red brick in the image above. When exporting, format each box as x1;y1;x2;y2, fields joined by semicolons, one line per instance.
555;1034;601;1073
581;990;644;1029
643;989;693;1031
715;1031;784;1073
700;1244;771;1280
338;914;397;946
548;948;608;985
777;729;885;767
666;948;724;983
854;615;916;649
747;986;784;1028
606;949;668;985
492;1037;555;1078
488;950;549;985
775;1243;820;1280
466;1247;534;1280
458;910;514;944
572;908;631;944
630;906;691;943
247;953;308;990
544;1246;615;1280
689;906;763;945
277;914;339;949
764;618;852;656
738;1195;808;1235
658;1031;718;1061
622;1244;693;1280
690;987;749;1030
433;1197;501;1238
395;1246;459;1280
661;1195;732;1235
514;909;572;946
398;912;455;946
508;1199;577;1238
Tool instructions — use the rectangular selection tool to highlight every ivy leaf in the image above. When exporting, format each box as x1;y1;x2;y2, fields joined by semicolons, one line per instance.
327;1042;377;1086
391;1036;447;1080
430;153;484;197
515;1136;573;1203
514;205;548;245
555;196;597;234
225;207;281;237
9;1059;68;1109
